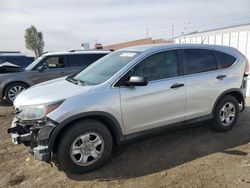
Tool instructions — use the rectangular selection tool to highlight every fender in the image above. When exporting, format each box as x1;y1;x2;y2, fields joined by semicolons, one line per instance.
48;111;124;153
212;88;245;113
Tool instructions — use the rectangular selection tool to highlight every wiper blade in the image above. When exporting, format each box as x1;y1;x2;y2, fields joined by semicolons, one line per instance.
66;76;86;85
76;79;86;85
66;76;77;84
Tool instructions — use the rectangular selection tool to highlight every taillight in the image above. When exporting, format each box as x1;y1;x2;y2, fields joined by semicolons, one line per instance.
245;60;250;76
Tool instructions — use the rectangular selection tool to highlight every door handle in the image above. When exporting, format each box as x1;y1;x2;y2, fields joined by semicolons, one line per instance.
170;83;184;89
216;74;227;80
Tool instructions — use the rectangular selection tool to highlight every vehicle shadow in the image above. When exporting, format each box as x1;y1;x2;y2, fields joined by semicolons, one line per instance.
0;99;11;107
66;106;250;181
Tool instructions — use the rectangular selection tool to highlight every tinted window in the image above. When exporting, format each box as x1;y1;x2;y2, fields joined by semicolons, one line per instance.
131;50;179;81
214;51;236;69
183;49;217;75
46;56;66;68
67;54;107;67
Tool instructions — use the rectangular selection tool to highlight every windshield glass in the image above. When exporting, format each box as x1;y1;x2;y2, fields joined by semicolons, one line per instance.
73;51;140;85
25;56;43;71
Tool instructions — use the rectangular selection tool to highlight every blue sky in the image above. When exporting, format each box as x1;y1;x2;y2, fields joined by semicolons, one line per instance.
0;0;250;55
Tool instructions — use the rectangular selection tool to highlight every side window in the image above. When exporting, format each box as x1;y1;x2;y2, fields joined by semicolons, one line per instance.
46;56;65;68
214;51;236;69
131;50;179;81
67;54;107;67
183;49;217;75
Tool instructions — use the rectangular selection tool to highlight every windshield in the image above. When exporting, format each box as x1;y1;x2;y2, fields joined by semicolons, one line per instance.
73;51;140;85
25;56;43;71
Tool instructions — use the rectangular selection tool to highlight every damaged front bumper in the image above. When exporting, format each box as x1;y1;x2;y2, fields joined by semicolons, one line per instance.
7;117;57;162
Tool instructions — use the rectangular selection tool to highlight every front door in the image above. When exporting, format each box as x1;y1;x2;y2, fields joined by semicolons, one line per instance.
29;55;67;84
119;50;186;134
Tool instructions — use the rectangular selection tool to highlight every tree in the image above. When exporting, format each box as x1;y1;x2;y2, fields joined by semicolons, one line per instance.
24;25;45;57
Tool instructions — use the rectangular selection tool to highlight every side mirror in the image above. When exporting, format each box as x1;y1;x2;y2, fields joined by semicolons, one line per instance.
125;76;148;86
37;63;47;72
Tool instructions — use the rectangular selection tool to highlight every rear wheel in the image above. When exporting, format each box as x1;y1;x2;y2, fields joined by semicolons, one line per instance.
56;119;113;174
4;83;29;104
211;95;239;131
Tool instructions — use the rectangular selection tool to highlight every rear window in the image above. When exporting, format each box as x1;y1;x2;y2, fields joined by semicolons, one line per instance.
182;49;217;75
67;54;107;67
214;51;236;69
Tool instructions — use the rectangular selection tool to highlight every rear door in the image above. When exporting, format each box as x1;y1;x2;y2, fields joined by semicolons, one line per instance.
182;48;223;120
119;50;186;134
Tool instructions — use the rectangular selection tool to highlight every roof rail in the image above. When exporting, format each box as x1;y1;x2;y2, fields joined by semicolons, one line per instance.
69;49;114;52
68;50;85;52
0;51;21;55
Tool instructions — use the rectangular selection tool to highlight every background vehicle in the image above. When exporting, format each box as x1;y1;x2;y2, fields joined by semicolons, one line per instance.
0;50;109;103
0;62;24;74
8;44;249;174
0;51;34;68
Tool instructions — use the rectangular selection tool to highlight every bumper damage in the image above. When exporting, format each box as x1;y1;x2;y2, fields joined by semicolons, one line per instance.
7;118;56;162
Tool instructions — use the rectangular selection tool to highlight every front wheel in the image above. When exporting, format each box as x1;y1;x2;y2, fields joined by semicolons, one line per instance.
56;119;113;174
4;82;29;104
211;95;239;131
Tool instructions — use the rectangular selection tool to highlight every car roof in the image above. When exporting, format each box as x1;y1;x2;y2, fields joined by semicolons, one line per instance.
119;43;240;54
0;55;33;57
43;50;110;57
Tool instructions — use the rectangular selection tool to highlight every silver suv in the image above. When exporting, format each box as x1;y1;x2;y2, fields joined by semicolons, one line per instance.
8;44;249;174
0;50;109;103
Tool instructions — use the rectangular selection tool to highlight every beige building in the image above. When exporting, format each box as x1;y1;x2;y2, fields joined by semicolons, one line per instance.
104;38;173;50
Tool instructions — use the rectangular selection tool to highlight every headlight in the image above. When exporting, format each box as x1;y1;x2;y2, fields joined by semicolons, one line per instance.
17;100;64;120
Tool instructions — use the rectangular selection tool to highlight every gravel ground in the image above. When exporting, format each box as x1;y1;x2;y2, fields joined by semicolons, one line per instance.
0;98;250;188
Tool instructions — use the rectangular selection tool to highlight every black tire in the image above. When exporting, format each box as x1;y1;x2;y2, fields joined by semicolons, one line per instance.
4;82;29;104
211;95;239;132
56;119;113;174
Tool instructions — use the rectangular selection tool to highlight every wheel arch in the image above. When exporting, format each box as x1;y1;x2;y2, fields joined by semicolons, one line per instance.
3;81;30;97
212;88;245;113
48;112;124;154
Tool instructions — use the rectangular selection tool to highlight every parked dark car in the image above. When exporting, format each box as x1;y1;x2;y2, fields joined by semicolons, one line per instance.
0;62;24;74
0;51;34;68
0;50;110;103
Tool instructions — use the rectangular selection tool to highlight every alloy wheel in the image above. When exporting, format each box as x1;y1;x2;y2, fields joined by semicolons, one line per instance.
8;85;26;101
219;102;236;126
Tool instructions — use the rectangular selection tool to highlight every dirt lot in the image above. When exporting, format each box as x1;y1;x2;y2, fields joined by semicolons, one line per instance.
0;99;250;188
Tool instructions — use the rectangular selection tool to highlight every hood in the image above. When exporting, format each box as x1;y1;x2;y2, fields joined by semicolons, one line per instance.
0;62;20;67
14;77;93;107
0;62;24;74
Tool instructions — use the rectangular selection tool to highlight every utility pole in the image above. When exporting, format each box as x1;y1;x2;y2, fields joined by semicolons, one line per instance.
146;28;149;43
171;25;174;39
